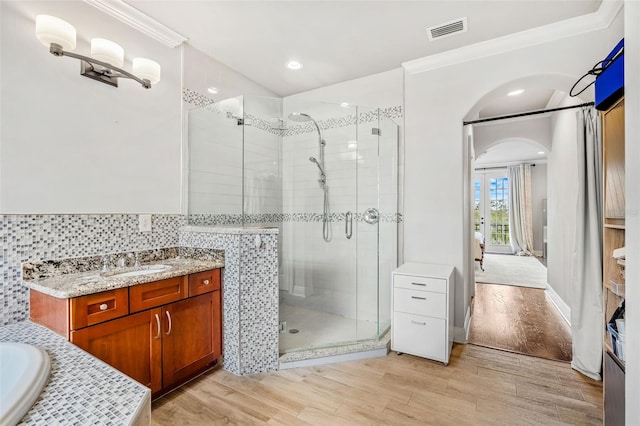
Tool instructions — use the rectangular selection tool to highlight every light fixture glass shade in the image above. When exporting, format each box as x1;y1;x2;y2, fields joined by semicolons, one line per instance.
90;38;124;67
36;15;76;51
132;58;161;84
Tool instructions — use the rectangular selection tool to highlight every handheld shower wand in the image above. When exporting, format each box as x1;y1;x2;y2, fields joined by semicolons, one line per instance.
309;157;326;181
288;112;331;242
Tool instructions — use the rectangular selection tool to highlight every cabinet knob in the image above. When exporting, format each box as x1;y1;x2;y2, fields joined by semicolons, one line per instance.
99;303;108;311
203;279;210;285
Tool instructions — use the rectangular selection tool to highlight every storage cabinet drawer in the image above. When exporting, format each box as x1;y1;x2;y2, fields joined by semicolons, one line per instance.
392;311;445;360
394;288;446;319
130;276;188;313
189;269;221;296
394;274;446;293
70;288;129;330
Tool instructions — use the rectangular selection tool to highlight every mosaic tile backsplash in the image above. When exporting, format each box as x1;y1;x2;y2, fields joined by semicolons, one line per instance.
1;214;186;325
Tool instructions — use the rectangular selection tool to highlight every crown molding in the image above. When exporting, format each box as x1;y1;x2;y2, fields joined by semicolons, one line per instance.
403;0;623;75
82;0;187;48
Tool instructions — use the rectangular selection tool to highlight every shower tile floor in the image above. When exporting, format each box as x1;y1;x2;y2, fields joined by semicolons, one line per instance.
279;304;384;354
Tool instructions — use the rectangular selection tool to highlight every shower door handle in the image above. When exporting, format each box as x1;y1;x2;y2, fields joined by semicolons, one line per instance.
345;211;353;239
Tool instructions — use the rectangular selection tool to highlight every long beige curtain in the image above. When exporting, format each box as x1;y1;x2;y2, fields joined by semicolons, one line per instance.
571;106;603;380
508;164;535;255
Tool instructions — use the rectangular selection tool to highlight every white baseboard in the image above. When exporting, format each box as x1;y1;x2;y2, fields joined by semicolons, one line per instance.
545;284;571;326
454;306;472;343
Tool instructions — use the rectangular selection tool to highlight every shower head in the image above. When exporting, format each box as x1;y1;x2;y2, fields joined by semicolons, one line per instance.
288;112;313;123
288;112;323;142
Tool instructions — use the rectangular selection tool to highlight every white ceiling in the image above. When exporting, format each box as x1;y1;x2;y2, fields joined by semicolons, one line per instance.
475;139;548;166
479;88;555;118
127;0;601;97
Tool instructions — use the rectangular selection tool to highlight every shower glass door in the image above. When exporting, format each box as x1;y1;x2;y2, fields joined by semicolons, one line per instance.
280;99;359;352
279;100;398;355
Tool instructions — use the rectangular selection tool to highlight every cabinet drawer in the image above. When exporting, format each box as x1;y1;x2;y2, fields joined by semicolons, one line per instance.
130;276;188;313
189;269;221;296
70;288;129;330
394;274;446;293
394;288;446;319
392;311;445;361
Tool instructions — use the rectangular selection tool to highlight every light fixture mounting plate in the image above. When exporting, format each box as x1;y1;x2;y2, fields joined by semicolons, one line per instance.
80;61;118;87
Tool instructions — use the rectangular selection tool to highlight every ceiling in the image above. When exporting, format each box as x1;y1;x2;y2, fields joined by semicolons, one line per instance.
475;139;548;166
127;0;602;97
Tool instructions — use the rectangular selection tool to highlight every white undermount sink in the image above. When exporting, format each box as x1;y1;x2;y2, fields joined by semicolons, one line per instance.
0;342;51;426
104;264;172;278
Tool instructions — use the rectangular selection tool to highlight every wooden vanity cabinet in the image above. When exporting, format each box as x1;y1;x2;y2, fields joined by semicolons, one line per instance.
162;291;221;387
31;268;222;398
70;309;163;393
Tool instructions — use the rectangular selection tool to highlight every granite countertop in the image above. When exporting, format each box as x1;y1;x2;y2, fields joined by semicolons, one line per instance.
24;258;224;299
0;321;151;425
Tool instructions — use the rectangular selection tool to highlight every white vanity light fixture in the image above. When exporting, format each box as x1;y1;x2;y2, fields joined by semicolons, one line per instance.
36;15;161;89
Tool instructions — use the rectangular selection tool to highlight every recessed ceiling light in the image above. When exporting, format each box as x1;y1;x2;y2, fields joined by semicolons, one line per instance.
507;89;524;97
207;87;219;94
287;60;303;70
340;102;349;108
538;151;545;155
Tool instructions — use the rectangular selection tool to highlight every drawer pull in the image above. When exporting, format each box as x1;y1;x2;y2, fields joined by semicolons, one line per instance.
154;314;161;340
99;303;108;311
165;311;172;336
411;282;426;286
411;296;426;300
203;279;210;285
411;320;427;326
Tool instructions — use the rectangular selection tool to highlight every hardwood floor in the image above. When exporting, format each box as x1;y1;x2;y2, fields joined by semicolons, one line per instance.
469;283;572;362
151;343;602;425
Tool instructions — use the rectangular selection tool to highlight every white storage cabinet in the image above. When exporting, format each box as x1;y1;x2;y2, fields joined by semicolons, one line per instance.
391;263;454;365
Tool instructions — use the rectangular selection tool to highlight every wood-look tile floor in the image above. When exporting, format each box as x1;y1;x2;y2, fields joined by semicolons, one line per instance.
151;344;602;425
469;283;573;362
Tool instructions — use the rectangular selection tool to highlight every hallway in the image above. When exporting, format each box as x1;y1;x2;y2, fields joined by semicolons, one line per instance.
469;283;572;362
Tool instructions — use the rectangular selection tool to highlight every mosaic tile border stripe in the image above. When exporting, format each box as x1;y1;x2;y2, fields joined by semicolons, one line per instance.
182;88;215;108
188;212;403;226
182;88;402;137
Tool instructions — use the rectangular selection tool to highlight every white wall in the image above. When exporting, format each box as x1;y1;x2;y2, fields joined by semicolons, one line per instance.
624;0;639;419
530;163;547;255
403;13;623;329
183;44;277;104
1;1;182;214
546;94;582;307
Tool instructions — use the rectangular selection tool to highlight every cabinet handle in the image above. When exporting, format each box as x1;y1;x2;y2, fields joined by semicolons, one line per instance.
154;314;161;340
203;279;210;285
411;320;427;326
411;296;426;300
99;303;108;311
165;311;172;336
411;282;426;286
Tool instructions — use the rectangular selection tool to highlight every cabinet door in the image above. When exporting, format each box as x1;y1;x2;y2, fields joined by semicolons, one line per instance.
162;291;222;387
70;309;162;393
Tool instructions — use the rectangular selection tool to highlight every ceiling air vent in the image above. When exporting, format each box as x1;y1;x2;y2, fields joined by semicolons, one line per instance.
427;17;468;41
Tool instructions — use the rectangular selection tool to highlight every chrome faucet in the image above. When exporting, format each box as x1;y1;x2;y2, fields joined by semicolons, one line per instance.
101;255;110;272
116;254;127;268
128;252;141;269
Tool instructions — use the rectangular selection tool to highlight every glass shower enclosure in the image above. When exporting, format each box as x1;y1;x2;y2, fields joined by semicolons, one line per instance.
188;95;398;359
